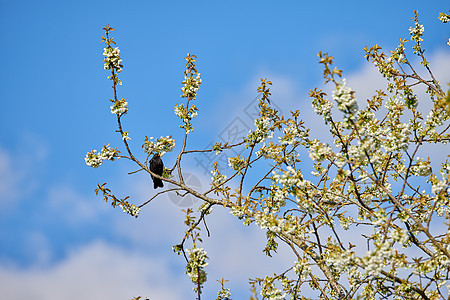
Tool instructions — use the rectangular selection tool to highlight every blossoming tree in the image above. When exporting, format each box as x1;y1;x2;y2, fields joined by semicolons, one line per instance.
86;11;450;300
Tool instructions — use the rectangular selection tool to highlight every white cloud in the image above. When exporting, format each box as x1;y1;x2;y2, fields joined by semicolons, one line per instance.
0;241;187;300
22;231;53;267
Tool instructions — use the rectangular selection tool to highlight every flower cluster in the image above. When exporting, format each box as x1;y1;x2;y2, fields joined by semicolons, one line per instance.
181;73;202;99
259;143;300;165
382;122;410;152
181;53;202;100
409;24;424;42
118;202;140;217
211;167;227;188
110;98;128;115
121;131;131;141
325;248;354;274
212;143;223;155
384;97;404;116
103;46;123;72
185;247;208;290
174;103;198;133
388;42;406;64
438;11;450;23
260;276;287;300
216;288;231;300
410;11;424;53
308;139;333;162
246;116;273;146
347;143;369;165
228;154;246;171
176;53;202;134
272;166;309;189
432;180;448;196
425;109;444;131
337;213;353;230
253;210;279;231
332;79;358;115
142;136;175;155
293;259;311;280
174;103;198;122
363;242;394;276
312;96;333;123
364;45;398;80
85;150;103;168
230;205;245;218
216;282;231;300
279;122;307;145
85;144;119;168
390;227;409;245
411;157;432;177
270;189;290;214
101;26;123;85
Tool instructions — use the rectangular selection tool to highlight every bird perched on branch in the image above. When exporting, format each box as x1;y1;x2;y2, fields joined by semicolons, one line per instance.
149;153;164;189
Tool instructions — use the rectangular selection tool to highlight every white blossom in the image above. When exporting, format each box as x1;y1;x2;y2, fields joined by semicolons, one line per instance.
279;124;306;145
409;24;424;42
181;73;202;99
312;98;333;122
185;247;208;287
119;203;140;217
256;143;282;159
230;205;245;218
217;287;231;299
110;99;128;115
363;242;394;276
99;145;118;160
85;150;103;168
432;180;447;195
332;79;358;114
382;123;410;152
103;46;123;72
142;136;176;155
439;13;450;23
247;116;273;145
85;145;119;168
326;249;354;273
174;103;198;122
293;259;311;280
391;228;409;245
122;131;131;141
425;110;444;128
309;140;333;161
411;158;432;176
228;155;246;171
211;168;227;188
262;289;286;300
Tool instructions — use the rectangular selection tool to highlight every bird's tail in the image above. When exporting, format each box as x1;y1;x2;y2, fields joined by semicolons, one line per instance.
154;179;164;189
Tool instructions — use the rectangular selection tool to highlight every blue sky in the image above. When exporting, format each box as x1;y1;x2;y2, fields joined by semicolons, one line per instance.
1;0;449;299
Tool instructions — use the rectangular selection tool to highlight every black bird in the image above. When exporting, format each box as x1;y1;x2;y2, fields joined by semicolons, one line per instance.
149;153;164;189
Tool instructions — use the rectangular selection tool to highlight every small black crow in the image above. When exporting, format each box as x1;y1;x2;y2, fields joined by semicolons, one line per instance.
149;153;164;189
